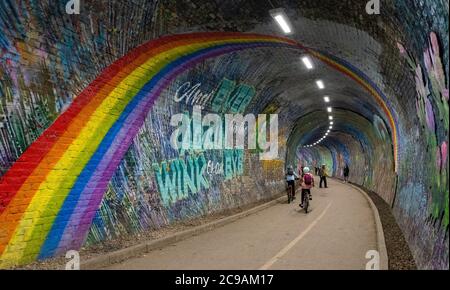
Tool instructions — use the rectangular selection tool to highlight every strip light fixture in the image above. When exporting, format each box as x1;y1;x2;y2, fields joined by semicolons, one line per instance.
270;8;293;35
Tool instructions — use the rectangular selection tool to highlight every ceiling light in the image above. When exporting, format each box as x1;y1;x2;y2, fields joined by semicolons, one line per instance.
327;107;332;113
302;56;314;69
324;96;330;103
316;80;325;89
270;9;293;34
330;121;334;125
329;116;333;120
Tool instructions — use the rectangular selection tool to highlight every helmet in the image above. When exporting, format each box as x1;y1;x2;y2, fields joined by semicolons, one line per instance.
303;167;310;173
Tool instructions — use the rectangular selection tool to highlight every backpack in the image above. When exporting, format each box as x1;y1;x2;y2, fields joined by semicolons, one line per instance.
304;173;313;185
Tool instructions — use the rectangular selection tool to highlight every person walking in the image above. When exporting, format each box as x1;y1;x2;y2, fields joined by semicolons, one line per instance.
343;164;350;183
319;164;328;188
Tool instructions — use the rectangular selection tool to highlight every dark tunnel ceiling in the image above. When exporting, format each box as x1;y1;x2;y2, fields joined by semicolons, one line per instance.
220;46;392;148
153;0;415;144
89;0;426;163
156;0;405;152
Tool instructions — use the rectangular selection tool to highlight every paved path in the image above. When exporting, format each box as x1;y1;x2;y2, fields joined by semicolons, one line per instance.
106;178;377;270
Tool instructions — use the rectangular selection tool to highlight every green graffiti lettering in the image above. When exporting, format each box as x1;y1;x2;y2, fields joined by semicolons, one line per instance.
153;154;211;205
235;150;244;175
195;154;210;191
180;155;198;196
152;161;177;206
230;85;256;113
211;78;236;112
223;150;244;180
224;150;234;180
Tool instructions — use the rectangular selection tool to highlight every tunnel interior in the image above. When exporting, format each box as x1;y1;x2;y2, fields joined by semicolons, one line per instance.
0;1;448;269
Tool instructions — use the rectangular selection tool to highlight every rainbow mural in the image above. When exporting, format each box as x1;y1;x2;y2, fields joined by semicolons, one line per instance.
0;32;399;267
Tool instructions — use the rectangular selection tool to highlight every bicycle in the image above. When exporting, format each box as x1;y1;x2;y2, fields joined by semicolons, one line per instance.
286;183;294;204
302;189;311;213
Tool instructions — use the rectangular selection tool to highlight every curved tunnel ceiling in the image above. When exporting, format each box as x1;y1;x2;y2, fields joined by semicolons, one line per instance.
159;1;407;172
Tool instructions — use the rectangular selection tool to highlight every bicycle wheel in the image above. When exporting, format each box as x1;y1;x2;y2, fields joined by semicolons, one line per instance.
304;194;309;213
287;186;292;204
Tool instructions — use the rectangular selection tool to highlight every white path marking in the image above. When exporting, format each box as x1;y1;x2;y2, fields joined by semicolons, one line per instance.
259;202;333;270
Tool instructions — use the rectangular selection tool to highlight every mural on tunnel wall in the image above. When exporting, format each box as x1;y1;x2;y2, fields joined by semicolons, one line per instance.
0;31;295;267
85;59;288;248
0;1;171;189
395;32;449;269
0;0;448;270
0;1;299;264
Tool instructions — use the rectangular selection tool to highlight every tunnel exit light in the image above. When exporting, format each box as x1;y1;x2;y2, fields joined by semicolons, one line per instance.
270;9;293;35
316;80;325;89
302;56;314;69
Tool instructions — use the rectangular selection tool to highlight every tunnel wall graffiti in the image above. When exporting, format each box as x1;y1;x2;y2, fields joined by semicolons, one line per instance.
393;32;449;269
0;32;297;267
0;0;448;270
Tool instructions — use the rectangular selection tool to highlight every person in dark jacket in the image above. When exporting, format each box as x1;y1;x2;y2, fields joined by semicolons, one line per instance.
343;164;350;183
319;164;328;188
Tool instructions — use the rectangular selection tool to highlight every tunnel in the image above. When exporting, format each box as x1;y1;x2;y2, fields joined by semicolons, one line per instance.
0;1;448;270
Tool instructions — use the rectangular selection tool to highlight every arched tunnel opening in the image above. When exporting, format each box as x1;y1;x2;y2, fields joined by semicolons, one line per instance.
0;1;448;271
287;108;396;204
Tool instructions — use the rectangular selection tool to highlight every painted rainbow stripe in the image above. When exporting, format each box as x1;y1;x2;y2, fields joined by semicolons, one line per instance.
0;32;398;267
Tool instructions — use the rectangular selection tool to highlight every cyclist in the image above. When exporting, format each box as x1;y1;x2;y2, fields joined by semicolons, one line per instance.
300;167;314;208
286;165;299;200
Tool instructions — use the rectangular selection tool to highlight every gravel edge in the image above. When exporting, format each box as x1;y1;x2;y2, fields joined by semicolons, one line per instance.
348;181;417;270
346;182;389;270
